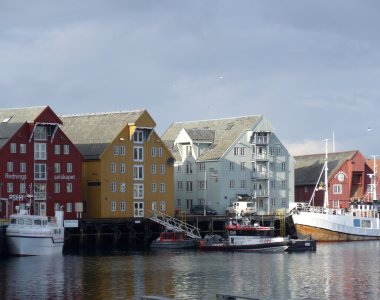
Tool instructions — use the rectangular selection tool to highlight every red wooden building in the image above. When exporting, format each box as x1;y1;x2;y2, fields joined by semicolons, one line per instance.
0;106;83;220
294;150;374;208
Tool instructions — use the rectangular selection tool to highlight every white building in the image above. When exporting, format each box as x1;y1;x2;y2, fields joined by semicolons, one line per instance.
161;115;294;215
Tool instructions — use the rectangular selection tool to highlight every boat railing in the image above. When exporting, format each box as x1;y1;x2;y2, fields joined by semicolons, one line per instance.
295;204;380;219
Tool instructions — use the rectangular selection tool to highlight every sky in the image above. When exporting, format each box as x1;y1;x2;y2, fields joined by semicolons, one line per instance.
1;0;380;158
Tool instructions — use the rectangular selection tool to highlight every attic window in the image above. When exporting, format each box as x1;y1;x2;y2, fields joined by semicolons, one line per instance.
225;123;234;130
2;116;12;123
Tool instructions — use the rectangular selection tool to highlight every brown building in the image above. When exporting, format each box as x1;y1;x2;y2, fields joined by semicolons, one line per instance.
60;110;175;219
0;106;84;220
294;150;373;208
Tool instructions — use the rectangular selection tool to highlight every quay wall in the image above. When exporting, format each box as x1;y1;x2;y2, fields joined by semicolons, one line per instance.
0;214;297;254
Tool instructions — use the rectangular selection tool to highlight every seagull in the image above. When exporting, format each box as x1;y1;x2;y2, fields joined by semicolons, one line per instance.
367;127;372;132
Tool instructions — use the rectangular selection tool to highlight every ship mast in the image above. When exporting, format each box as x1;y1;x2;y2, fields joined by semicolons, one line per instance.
371;155;377;201
323;139;329;208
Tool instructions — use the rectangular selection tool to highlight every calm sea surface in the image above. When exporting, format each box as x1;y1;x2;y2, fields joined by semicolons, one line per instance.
1;241;380;300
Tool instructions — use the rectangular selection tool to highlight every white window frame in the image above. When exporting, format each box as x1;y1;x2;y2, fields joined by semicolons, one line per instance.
20;143;27;154
133;165;144;180
10;143;17;153
54;145;60;155
133;146;144;161
34;143;47;160
35;163;47;180
134;184;144;199
134;201;144;217
67;183;72;193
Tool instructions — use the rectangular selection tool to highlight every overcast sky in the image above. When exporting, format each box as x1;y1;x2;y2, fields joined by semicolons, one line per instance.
1;1;380;157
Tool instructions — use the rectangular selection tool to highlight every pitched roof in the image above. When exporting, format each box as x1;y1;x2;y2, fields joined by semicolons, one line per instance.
294;150;358;185
0;106;47;148
60;110;145;160
162;115;264;161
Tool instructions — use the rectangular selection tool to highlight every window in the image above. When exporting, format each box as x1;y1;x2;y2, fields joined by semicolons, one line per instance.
281;162;286;171
333;184;342;194
67;183;72;193
241;162;245;170
134;146;144;161
133;130;144;143
229;162;234;171
67;203;73;212
120;182;126;193
277;147;282;156
177;181;183;190
186;181;193;192
35;163;47;180
160;183;166;192
234;147;239;155
34;126;47;140
34;143;47;160
54;145;60;155
152;183;157;192
120;201;126;211
198;163;205;172
20;182;26;194
111;163;116;173
240;147;245;156
133;165;144;179
270;147;275;156
186;164;193;174
198;180;207;190
120;146;126;156
157;147;163;157
160;164;165;174
134;202;144;217
10;143;16;153
241;180;246;189
54;203;60;212
20;162;26;173
281;180;287;189
7;162;13;172
120;163;126;174
111;201;116;212
20;144;26;154
229;180;235;189
111;182;116;192
160;201;166;211
151;164;157;174
151;147;157;157
152;201;157;211
7;183;13;193
271;198;276;207
54;163;60;173
54;183;60;193
177;199;182;209
177;165;181;172
114;145;119;155
63;145;69;155
134;184;144;199
271;180;276;189
67;163;73;173
34;183;46;200
270;162;275;171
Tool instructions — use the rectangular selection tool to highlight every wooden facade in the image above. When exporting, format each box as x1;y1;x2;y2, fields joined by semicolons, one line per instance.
61;110;175;219
294;150;373;208
0;106;84;220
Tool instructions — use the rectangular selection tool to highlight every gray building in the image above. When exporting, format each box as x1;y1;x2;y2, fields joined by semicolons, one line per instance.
162;115;294;215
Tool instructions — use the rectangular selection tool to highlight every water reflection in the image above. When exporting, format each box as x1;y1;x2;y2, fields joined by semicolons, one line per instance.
1;242;380;299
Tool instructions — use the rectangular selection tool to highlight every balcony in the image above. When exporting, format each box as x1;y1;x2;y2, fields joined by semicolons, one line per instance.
252;153;268;161
251;171;269;179
251;136;269;145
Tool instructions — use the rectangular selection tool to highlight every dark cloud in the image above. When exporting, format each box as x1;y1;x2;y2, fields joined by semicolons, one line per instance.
0;0;379;156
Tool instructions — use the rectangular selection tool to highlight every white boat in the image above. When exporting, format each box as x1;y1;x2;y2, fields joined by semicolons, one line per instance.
6;207;65;256
292;142;380;241
199;217;290;252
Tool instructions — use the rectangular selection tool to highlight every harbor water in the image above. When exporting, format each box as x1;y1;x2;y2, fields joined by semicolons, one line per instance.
1;241;380;299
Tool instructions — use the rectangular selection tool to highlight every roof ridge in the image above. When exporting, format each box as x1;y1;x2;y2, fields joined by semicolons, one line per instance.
173;114;262;125
60;109;145;118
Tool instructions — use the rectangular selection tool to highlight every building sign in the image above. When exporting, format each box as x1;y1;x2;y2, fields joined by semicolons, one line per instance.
5;173;27;181
64;220;79;228
54;174;76;181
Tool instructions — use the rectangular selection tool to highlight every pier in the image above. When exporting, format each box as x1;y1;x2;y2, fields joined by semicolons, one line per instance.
0;213;298;254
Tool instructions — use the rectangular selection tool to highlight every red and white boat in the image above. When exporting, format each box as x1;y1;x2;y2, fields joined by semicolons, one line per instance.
150;230;197;249
199;217;289;252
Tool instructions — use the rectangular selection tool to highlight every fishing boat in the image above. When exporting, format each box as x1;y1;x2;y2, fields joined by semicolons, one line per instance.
150;229;197;249
292;142;380;241
6;206;65;256
198;217;290;252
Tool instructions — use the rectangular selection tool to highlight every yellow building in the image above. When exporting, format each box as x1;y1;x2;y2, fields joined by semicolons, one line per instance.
60;110;174;218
